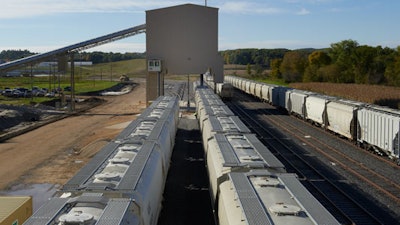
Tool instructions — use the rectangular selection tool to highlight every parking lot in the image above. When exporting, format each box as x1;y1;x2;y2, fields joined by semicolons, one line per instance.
0;86;71;98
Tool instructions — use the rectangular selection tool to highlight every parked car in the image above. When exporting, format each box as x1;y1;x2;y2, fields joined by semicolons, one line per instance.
45;92;55;97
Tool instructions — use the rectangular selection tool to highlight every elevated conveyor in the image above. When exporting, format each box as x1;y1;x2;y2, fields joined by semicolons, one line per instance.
0;24;146;72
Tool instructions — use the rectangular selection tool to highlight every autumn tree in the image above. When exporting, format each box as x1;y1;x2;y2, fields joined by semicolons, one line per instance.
280;51;308;82
385;47;400;86
246;63;252;76
303;51;331;82
328;39;359;83
270;58;282;79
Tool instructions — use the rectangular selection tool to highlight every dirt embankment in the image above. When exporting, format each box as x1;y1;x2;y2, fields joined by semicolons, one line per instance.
0;80;147;190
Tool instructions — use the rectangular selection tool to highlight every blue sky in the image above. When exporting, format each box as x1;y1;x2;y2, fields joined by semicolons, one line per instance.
0;0;399;53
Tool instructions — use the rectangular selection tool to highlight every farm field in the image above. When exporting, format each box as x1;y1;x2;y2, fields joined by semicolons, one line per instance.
289;82;400;109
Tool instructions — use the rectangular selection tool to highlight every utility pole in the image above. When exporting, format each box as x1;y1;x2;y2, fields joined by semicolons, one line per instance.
70;53;75;112
187;74;190;111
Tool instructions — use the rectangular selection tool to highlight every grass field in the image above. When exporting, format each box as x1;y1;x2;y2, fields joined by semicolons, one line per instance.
0;59;147;105
75;59;146;79
290;82;400;109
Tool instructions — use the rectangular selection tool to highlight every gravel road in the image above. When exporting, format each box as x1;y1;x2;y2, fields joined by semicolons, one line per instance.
0;79;146;196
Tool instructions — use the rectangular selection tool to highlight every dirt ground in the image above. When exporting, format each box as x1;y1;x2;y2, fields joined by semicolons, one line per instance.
0;79;147;190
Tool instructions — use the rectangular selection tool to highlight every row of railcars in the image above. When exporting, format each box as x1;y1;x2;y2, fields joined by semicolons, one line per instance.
194;82;341;225
225;75;400;164
24;96;180;225
203;73;234;99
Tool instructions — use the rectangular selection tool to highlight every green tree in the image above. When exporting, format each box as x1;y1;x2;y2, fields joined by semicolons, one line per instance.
319;64;342;82
270;58;282;79
370;46;394;84
352;45;377;84
303;51;331;82
384;47;400;86
246;63;252;76
280;51;308;82
328;39;359;83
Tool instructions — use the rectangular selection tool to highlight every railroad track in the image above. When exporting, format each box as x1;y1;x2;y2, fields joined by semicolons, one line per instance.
256;105;400;203
225;90;392;225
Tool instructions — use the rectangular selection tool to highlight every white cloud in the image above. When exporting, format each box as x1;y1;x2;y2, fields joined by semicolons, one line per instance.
297;8;310;15
218;1;284;14
0;0;188;19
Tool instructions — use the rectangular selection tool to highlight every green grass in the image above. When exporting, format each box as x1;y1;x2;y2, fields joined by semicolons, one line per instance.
255;78;288;86
0;96;50;105
0;77;118;93
0;59;148;105
75;59;146;79
0;80;118;105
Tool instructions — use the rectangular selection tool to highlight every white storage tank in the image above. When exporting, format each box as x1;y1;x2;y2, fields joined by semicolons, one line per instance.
206;133;285;202
218;171;341;225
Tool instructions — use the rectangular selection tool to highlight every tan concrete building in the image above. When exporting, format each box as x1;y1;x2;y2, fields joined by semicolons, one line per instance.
146;4;223;101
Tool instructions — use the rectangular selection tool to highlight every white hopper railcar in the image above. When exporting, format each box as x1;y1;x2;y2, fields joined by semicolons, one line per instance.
305;94;336;127
206;133;286;202
286;89;315;119
358;106;400;163
201;115;251;154
243;79;253;95
326;99;365;140
55;95;179;225
218;171;341;225
253;81;265;100
216;82;234;99
115;117;176;171
116;95;179;143
197;105;235;131
23;194;141;225
195;88;227;129
60;141;165;225
260;83;277;103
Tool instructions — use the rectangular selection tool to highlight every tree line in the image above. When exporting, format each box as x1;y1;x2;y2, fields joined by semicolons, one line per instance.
0;50;145;64
220;40;400;87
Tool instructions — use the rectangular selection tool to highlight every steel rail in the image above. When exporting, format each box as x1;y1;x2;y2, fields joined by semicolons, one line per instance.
226;90;383;225
256;105;400;205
